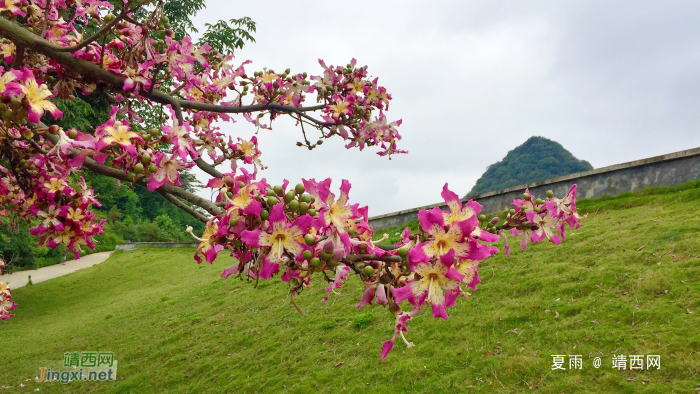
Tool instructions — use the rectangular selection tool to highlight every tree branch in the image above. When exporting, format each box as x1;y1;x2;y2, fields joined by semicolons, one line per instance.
0;17;327;117
36;129;224;217
343;254;401;263
158;191;210;223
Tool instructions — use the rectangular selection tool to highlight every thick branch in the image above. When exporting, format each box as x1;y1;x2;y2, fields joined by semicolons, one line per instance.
344;254;401;263
0;17;327;117
37;129;224;217
82;156;224;217
158;191;210;223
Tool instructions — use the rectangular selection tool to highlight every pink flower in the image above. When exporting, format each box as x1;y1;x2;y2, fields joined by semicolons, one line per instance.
393;250;464;320
408;207;494;264
190;222;224;264
526;201;561;244
381;305;421;359
323;264;351;301
241;205;313;279
20;70;63;123
356;282;389;308
0;69;21;95
147;153;192;191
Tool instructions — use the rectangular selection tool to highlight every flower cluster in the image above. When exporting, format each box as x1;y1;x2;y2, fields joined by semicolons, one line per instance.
498;185;582;256
0;259;16;321
186;177;581;358
0;68;104;259
0;0;581;355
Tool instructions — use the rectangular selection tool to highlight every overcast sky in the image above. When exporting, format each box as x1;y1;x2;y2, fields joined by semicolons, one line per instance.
189;1;700;216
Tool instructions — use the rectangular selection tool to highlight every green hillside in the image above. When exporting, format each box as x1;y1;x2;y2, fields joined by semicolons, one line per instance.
2;181;699;393
467;136;593;197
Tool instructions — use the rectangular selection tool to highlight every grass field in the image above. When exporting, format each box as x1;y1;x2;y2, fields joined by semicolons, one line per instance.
1;181;700;393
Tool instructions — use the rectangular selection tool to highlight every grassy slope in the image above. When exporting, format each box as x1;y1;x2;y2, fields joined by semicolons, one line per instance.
2;182;700;393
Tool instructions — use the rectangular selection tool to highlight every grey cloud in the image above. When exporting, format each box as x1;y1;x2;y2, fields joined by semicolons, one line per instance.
190;1;700;216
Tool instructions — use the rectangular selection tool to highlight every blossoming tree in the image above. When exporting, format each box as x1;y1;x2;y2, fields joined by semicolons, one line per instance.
0;0;582;357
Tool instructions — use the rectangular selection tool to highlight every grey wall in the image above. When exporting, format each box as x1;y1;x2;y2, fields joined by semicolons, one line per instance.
369;147;700;231
115;242;198;251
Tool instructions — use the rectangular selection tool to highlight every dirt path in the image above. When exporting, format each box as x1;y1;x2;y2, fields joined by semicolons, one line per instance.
1;251;114;289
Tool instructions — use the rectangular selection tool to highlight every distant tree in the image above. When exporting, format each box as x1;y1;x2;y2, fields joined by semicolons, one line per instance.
467;136;593;197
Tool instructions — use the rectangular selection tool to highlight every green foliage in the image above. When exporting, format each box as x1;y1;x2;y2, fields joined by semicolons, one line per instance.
2;181;699;392
467;136;593;197
161;0;206;38
53;94;111;132
0;218;38;270
199;17;256;55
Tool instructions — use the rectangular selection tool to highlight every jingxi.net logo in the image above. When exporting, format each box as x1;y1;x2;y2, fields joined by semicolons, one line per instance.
35;352;118;384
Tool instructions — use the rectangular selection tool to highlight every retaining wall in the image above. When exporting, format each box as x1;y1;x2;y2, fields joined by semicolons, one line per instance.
368;147;700;231
115;242;198;251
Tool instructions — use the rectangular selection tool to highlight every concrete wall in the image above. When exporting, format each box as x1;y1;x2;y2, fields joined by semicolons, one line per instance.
369;147;700;231
115;242;198;251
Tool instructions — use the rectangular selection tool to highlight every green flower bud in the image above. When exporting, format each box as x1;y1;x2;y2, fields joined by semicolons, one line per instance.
299;202;309;213
309;257;321;268
398;248;408;258
141;153;151;165
260;210;269;220
534;207;542;214
478;214;486;222
535;198;544;205
133;163;144;173
300;194;311;203
523;193;531;201
239;182;246;188
294;183;305;194
235;239;243;248
288;200;299;211
304;234;315;246
227;192;233;198
149;164;158;173
273;185;284;196
267;196;278;206
266;189;276;197
319;251;331;261
547;190;554;198
302;250;312;260
363;266;374;276
284;190;295;203
229;217;239;227
68;129;78;139
510;209;516;216
149;128;159;138
307;208;316;217
358;243;367;252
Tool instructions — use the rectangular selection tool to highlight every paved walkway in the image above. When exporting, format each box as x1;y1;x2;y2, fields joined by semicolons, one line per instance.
1;251;114;289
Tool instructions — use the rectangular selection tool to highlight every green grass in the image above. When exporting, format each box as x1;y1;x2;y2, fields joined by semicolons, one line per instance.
2;181;700;393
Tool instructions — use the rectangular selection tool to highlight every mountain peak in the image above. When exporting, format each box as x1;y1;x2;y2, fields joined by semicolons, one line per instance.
466;136;592;197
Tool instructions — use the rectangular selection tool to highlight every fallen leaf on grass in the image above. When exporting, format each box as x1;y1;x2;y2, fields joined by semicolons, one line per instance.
637;243;648;251
687;309;693;314
555;311;560;318
545;309;550;313
334;362;345;368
